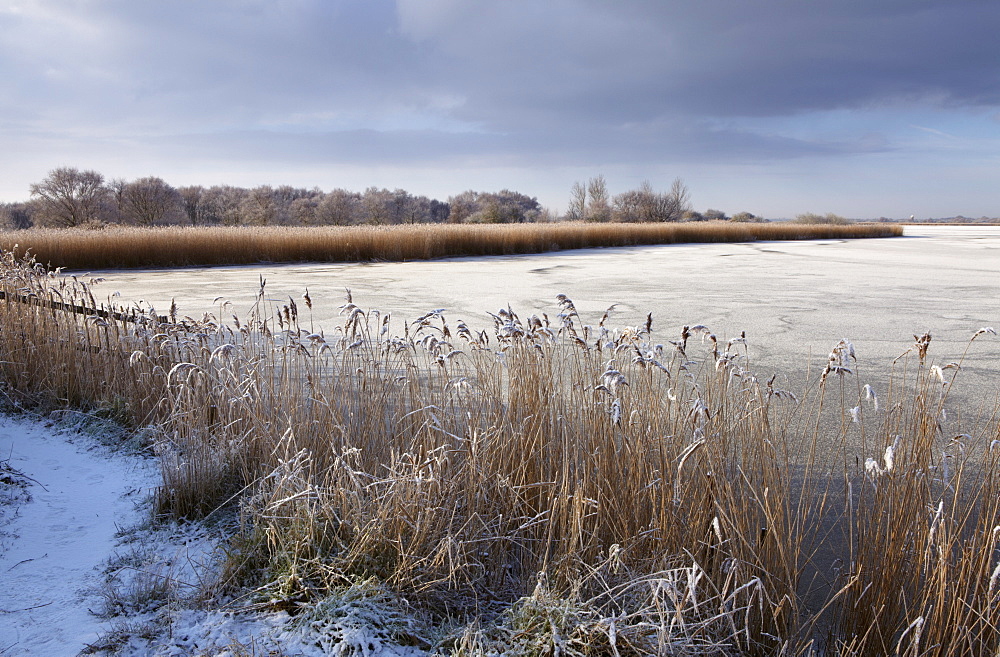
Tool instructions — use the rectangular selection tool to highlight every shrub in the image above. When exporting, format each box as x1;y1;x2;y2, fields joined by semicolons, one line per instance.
730;211;765;223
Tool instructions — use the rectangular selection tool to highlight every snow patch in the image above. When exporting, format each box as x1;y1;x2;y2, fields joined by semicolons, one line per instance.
0;414;158;655
0;415;435;656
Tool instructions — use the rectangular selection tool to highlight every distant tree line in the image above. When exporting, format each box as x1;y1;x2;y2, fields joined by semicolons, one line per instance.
0;167;547;229
880;215;1000;224
562;175;765;224
1;167;813;231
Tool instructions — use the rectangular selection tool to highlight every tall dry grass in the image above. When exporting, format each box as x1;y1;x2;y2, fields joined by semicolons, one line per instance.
0;221;902;270
1;248;998;655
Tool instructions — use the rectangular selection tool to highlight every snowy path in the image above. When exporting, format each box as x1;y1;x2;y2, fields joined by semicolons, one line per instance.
0;414;158;656
0;419;429;657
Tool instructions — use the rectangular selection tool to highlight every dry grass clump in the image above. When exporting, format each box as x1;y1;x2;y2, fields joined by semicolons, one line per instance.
0;221;902;270
1;249;998;655
827;333;1000;656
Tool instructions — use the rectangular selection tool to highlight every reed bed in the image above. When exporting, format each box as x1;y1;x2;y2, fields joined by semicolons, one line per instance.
0;221;902;270
1;249;997;655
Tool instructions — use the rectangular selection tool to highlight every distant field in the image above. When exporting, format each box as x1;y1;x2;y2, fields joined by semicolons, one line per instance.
0;221;902;270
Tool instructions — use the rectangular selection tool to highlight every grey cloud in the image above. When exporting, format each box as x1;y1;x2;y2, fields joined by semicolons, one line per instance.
406;0;1000;127
148;114;873;173
1;0;997;197
8;1;997;131
2;1;431;131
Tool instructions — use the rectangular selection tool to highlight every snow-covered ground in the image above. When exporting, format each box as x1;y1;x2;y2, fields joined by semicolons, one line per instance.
0;414;159;655
0;414;432;656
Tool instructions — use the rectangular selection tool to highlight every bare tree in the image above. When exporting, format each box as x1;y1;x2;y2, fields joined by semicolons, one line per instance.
289;196;320;225
401;194;434;224
202;185;247;225
429;199;450;223
667;177;691;219
567;181;587;221
361;187;394;224
586;175;611;222
447;191;479;223
118;177;183;226
241;185;279;226
388;189;412;224
29;167;107;227
610;179;688;222
494;189;541;223
106;178;129;223
612;189;644;222
0;202;34;229
270;185;312;225
317;189;361;225
444;190;540;224
178;185;206;225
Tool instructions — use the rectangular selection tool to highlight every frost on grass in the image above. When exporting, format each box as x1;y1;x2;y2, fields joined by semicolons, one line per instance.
294;581;430;657
104;577;437;657
91;519;438;656
458;563;764;657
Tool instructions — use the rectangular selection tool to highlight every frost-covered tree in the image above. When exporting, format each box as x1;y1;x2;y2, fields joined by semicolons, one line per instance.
447;190;479;223
446;190;540;223
317;189;362;225
586;175;611;222
199;186;247;226
612;179;690;222
730;211;765;223
289;195;320;225
612;188;645;222
361;187;394;224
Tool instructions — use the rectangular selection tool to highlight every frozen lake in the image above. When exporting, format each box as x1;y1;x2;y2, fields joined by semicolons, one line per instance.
69;224;1000;619
83;225;1000;398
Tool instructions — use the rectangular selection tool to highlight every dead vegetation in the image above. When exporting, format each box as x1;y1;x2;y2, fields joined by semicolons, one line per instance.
0;221;902;270
1;248;997;655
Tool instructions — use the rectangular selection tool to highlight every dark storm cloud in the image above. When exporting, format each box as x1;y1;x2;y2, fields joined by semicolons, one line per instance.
398;0;1000;128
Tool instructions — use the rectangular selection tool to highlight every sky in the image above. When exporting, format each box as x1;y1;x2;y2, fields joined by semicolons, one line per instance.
1;0;998;219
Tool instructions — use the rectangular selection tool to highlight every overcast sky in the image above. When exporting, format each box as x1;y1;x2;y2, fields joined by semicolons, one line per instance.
2;0;998;218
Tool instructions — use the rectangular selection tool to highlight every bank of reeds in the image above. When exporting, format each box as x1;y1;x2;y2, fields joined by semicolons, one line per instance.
0;221;902;270
1;248;997;655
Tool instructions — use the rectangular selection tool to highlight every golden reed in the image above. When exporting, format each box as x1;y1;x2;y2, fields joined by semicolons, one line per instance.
1;221;902;270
